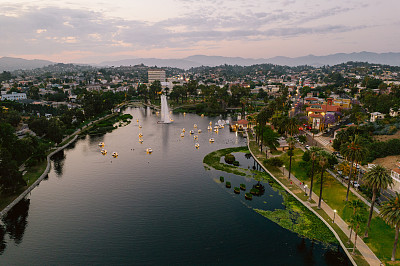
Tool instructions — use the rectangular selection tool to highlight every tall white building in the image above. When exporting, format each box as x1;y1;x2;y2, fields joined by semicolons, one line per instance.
148;69;166;83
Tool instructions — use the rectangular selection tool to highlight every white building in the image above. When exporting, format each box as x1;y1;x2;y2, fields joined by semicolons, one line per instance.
148;69;166;83
0;92;27;101
370;112;385;122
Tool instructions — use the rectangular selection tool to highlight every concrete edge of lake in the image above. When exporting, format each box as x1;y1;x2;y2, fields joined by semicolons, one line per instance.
246;136;358;266
0;135;79;219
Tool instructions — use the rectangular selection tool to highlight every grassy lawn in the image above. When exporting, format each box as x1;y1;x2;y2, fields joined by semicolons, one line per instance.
276;147;400;264
249;139;397;264
0;160;48;211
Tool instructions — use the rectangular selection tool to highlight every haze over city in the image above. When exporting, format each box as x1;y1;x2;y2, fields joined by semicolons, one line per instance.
1;0;400;64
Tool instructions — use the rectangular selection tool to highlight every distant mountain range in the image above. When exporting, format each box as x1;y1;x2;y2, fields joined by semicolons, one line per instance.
0;57;54;72
1;52;400;72
100;52;400;69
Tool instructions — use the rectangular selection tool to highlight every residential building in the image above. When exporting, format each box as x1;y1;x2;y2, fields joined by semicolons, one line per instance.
306;98;341;130
0;91;27;101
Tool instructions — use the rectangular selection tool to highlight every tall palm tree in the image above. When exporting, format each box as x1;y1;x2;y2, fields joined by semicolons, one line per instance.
262;126;279;158
308;147;322;201
349;212;366;255
287;137;296;180
257;109;268;153
340;135;367;201
363;165;393;238
286;117;299;137
345;199;364;243
317;152;329;209
380;192;400;261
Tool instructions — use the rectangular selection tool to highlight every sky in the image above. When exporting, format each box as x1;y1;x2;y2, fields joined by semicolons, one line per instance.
1;0;400;63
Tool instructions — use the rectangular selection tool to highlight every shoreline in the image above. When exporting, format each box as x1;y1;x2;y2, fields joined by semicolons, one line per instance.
0;103;131;218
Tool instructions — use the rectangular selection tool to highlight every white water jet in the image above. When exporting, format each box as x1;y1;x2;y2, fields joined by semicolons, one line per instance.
160;94;172;124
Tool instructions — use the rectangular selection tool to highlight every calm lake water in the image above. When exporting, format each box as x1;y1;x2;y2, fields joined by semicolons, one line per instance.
0;107;350;265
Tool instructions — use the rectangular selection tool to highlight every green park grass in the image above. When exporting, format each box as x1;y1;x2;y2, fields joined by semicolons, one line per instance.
275;145;400;264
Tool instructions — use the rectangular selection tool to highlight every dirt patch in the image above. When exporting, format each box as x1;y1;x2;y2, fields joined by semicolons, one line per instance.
373;131;400;142
373;155;400;170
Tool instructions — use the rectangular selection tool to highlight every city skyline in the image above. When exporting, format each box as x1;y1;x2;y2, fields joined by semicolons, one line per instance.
1;0;400;64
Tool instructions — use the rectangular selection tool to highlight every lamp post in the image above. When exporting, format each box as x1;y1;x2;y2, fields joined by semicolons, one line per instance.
333;209;337;223
282;165;286;175
304;184;308;196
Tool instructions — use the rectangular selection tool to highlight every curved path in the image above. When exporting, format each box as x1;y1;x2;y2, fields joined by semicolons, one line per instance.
247;135;382;266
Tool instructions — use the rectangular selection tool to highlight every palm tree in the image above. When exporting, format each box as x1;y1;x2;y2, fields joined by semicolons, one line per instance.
286;117;299;137
348;212;366;255
262;126;279;158
345;199;364;243
317;152;329;209
380;192;400;261
287;137;296;180
363;165;393;238
257;109;268;153
308;147;322;201
340;135;367;201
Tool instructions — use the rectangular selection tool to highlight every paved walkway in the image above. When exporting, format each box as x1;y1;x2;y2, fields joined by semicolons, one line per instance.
249;138;382;266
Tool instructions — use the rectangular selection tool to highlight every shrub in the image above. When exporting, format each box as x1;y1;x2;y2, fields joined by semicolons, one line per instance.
224;153;236;164
265;157;284;167
250;188;260;195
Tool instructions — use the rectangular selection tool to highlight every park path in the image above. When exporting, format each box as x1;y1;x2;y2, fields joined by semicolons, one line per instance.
249;138;382;266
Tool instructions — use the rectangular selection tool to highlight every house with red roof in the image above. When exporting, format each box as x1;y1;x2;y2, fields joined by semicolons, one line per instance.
306;98;341;131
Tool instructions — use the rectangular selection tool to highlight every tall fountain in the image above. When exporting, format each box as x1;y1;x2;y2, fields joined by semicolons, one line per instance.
160;94;172;123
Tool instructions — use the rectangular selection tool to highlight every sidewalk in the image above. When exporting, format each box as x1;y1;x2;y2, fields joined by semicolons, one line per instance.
249;138;382;266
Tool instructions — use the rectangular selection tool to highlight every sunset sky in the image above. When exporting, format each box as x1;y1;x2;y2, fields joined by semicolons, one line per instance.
1;0;399;63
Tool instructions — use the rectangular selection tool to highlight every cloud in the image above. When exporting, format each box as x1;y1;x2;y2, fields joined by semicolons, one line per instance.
0;1;394;62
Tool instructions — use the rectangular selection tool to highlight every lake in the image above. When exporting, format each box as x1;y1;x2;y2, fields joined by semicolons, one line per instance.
0;107;350;265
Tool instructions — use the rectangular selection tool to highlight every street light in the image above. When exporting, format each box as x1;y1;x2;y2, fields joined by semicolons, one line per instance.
333;209;337;223
304;184;308;196
282;165;286;175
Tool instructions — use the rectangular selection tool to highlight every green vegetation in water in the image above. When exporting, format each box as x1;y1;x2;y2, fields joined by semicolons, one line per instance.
224;153;235;164
234;187;240;194
250;188;260;195
84;113;133;135
245;193;253;200
203;147;249;176
220;176;224;182
255;192;338;244
226;182;231;188
240;183;246;190
232;161;239;166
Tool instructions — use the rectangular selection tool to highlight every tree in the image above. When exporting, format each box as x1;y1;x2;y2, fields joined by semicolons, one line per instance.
256;109;269;153
345;199;364;243
287;137;296;180
309;147;322;201
349;212;366;255
363;165;393;238
262;126;279;158
317;152;329;209
380;192;400;261
286;117;299;136
340;135;367;201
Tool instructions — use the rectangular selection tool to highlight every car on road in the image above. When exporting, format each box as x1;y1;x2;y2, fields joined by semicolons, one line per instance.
305;145;310;150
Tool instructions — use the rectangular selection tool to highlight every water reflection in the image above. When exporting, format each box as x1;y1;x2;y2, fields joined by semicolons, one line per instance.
51;150;66;177
2;198;30;245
